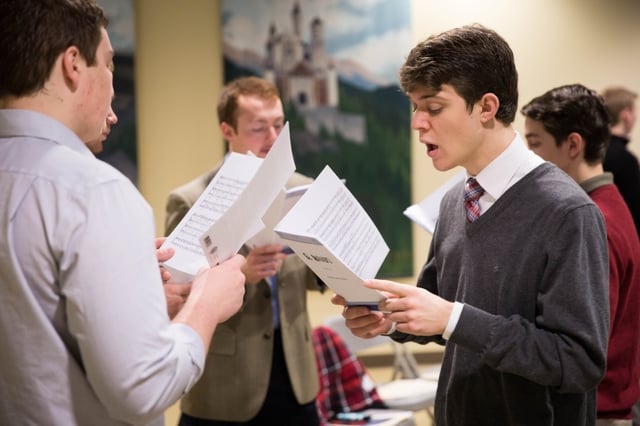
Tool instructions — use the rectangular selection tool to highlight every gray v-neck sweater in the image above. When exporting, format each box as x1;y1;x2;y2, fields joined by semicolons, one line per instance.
394;163;609;426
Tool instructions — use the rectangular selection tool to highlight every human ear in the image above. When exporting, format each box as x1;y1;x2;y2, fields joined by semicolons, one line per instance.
478;93;499;123
566;132;584;160
220;122;235;141
61;46;81;90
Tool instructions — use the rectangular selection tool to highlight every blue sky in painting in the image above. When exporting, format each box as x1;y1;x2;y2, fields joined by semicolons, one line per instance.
222;0;411;85
98;0;135;55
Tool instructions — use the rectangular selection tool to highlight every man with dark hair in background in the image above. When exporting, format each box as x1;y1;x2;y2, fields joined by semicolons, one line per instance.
522;83;640;426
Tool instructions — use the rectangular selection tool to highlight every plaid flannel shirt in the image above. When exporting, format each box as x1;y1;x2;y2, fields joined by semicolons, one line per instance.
313;325;385;424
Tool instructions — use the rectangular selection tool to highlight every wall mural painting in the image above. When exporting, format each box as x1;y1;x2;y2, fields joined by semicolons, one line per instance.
97;0;138;185
222;0;414;277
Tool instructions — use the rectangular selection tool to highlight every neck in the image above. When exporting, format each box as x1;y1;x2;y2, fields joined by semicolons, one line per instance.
573;162;604;185
610;122;628;138
4;95;50;111
466;125;516;176
4;87;72;132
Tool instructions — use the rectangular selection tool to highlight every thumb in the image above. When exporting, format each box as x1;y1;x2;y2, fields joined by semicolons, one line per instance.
223;254;246;268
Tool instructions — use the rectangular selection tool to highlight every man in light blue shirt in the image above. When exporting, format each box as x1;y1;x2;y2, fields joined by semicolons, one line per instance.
0;1;246;425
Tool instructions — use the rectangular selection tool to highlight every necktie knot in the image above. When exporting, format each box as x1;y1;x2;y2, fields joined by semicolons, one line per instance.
464;177;484;222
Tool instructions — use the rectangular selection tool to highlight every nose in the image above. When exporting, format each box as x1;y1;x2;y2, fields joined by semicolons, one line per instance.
411;111;430;131
107;112;118;126
267;125;279;141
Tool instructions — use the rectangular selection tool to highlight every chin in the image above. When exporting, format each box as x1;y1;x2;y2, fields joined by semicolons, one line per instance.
86;141;103;155
432;160;455;172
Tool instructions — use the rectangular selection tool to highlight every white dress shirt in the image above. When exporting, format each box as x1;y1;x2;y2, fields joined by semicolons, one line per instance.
0;110;205;425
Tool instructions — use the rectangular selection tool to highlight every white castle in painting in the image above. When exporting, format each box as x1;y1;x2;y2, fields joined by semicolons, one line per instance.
263;1;365;144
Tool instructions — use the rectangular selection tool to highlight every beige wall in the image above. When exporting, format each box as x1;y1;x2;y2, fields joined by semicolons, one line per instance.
135;0;640;281
135;0;225;237
407;0;640;273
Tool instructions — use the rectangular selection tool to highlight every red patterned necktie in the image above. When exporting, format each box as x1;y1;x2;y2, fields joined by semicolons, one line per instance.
464;177;484;222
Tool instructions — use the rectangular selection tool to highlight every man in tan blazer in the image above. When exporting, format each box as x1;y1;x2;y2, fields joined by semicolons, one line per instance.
165;77;322;425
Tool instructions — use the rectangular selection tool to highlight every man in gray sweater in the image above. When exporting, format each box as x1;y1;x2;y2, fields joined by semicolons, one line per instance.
333;25;609;425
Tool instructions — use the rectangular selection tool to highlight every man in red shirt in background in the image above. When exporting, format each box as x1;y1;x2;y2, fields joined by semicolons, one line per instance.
522;83;640;426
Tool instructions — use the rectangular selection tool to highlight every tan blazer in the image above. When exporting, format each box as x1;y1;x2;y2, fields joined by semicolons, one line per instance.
164;164;320;421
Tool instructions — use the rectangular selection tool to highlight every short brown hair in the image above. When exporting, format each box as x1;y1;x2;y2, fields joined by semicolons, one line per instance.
521;84;610;165
601;86;638;126
0;0;108;99
216;76;280;129
400;24;519;124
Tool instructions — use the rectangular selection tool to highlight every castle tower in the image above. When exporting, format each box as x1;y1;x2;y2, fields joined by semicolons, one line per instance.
292;1;301;38
265;22;277;69
310;17;327;71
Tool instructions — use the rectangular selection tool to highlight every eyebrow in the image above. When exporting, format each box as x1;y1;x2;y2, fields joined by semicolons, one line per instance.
417;92;446;102
418;93;436;100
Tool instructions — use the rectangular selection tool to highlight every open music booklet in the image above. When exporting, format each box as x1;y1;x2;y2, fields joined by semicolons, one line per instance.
274;165;389;307
160;123;296;283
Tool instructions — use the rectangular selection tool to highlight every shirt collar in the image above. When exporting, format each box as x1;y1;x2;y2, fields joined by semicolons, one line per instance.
0;109;93;157
472;132;544;201
580;172;614;193
610;134;630;146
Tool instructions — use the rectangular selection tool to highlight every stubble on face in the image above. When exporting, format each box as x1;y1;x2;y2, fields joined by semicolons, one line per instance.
82;28;115;153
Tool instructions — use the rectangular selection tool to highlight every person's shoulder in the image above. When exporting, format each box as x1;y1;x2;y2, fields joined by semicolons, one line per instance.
591;183;636;228
49;143;132;193
441;177;466;203
534;162;581;188
168;167;218;202
606;136;636;159
524;163;594;206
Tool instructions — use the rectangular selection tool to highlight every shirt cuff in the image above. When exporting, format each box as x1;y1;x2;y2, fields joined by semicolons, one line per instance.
442;301;464;340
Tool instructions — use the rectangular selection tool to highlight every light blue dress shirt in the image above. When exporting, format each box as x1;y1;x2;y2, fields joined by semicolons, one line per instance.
0;110;205;426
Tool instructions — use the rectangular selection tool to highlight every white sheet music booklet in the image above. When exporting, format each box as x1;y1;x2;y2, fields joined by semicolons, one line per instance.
274;165;388;307
160;123;296;283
